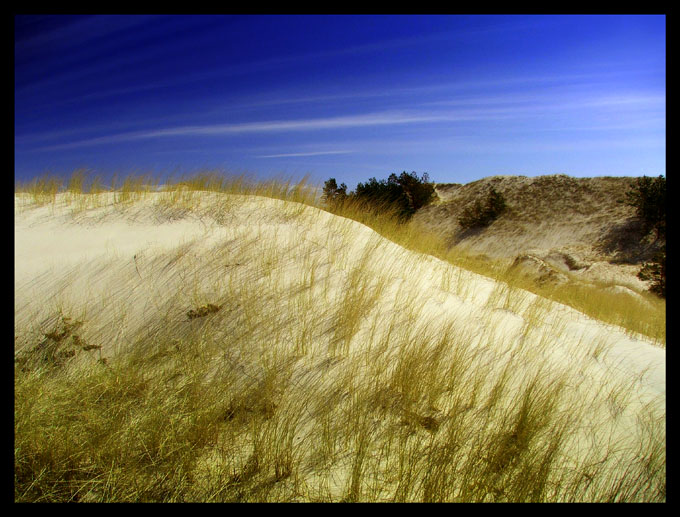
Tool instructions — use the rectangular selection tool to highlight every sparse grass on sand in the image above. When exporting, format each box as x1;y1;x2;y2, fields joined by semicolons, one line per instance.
14;171;665;502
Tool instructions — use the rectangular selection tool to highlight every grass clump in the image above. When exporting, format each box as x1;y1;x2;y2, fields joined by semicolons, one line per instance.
187;304;222;321
15;316;96;373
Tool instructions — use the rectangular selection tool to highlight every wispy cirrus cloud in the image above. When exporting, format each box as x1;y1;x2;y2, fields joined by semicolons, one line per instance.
36;111;457;151
255;150;354;158
422;92;665;111
200;68;657;115
35;91;664;153
32;85;665;155
16;19;552;105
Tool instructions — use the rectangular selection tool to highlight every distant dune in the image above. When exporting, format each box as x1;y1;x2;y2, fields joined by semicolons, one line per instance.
413;174;661;292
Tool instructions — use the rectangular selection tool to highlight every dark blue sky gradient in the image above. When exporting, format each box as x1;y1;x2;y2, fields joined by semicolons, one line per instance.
15;15;665;188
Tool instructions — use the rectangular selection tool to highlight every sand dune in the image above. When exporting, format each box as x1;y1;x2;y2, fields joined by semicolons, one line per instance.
413;175;662;292
14;191;665;502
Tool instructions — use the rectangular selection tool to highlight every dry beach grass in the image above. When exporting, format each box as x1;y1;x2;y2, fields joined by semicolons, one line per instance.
14;172;665;502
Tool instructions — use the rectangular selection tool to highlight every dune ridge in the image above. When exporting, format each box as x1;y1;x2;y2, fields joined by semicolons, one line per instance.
14;189;665;502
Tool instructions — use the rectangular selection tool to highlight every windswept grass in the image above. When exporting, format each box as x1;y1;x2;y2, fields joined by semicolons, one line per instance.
330;208;664;344
15;170;665;502
13;168;665;343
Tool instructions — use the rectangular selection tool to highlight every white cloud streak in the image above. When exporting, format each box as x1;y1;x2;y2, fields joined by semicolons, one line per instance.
255;150;354;158
37;111;456;151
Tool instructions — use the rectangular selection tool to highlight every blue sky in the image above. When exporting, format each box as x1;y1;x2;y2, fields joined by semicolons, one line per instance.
15;14;665;189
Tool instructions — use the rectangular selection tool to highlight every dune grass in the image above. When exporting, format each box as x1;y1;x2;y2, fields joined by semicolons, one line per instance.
14;170;665;502
13;168;665;347
15;170;664;344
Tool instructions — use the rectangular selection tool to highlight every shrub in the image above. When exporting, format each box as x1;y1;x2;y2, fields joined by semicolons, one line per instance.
625;175;666;298
323;171;435;220
458;188;507;230
638;249;666;298
322;178;348;205
625;175;666;240
355;171;435;219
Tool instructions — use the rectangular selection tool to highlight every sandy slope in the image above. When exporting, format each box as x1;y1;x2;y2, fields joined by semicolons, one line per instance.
14;191;665;499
